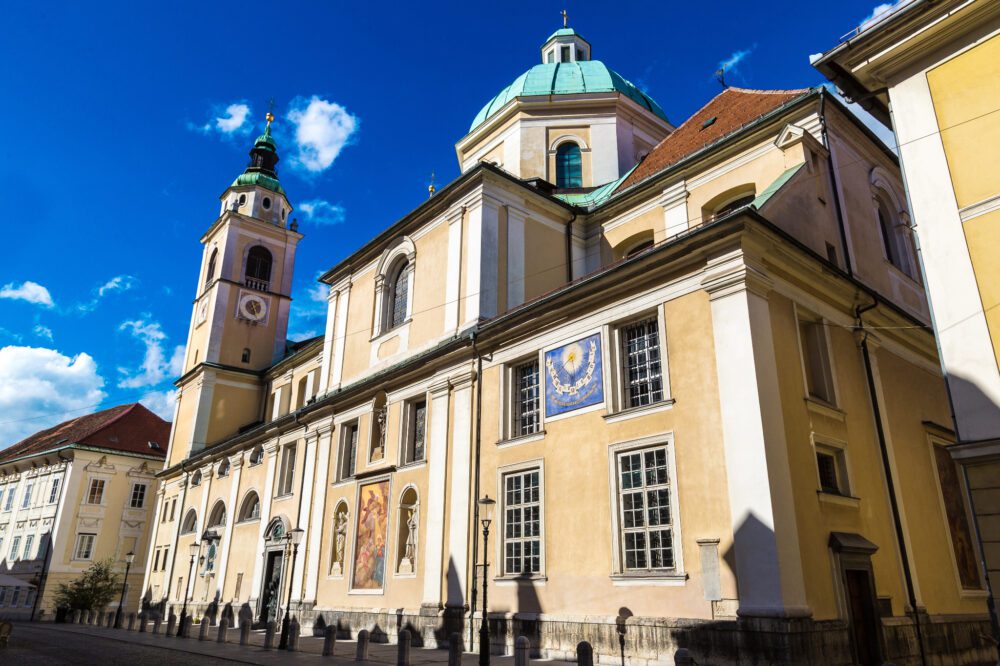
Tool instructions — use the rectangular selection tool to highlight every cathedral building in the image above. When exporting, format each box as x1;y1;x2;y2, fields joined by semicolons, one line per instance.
142;24;993;665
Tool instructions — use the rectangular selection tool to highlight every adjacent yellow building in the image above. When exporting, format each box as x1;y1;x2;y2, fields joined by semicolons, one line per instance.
143;23;993;664
814;0;1000;657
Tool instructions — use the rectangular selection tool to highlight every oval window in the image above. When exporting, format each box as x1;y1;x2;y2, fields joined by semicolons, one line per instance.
238;194;247;205
262;197;272;210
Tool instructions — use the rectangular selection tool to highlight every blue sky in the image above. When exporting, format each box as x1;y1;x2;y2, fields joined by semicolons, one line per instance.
0;0;892;447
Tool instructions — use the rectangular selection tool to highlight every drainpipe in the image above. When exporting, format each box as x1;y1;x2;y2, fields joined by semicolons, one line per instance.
164;463;190;613
564;213;578;282
469;331;485;649
856;298;927;666
820;90;854;277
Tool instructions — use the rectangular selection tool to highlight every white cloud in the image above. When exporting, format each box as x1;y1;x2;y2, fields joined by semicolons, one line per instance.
0;281;54;307
117;319;185;389
288;330;319;342
299;199;346;226
98;275;137;297
308;284;330;302
860;3;898;28
287;96;359;173
33;325;53;342
215;103;251;133
140;389;177;421
0;346;107;448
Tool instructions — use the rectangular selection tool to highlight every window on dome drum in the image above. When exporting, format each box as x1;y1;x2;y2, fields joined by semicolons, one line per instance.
129;483;146;509
556;143;583;188
205;249;218;288
180;509;198;535
239;492;261;522
387;260;410;330
561;45;570;62
798;314;836;405
512;359;541;437
503;468;542;576
86;479;105;505
616;445;675;571
245;245;273;291
402;399;427;465
620;319;664;408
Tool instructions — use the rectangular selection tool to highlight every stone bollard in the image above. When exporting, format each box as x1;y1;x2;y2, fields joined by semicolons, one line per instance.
166;612;176;636
127;613;136;631
448;632;462;666
397;629;411;666
199;619;210;641
71;609;81;624
106;611;114;628
674;648;695;666
514;635;530;666
263;621;276;650
153;615;163;635
138;612;147;633
240;620;251;646
288;617;300;651
577;641;594;666
85;610;93;625
217;617;229;643
323;625;336;656
356;628;370;661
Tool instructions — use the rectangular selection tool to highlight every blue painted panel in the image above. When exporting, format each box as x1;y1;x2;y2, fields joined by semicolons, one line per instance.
544;333;604;417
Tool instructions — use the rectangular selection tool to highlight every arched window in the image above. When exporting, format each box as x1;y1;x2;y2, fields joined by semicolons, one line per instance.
238;491;261;522
248;446;264;466
180;509;198;535
245;246;273;291
626;240;655;259
387;260;410;330
876;196;915;278
217;459;230;478
190;470;202;487
714;195;755;218
556;143;583;188
207;501;227;529
205;249;218;288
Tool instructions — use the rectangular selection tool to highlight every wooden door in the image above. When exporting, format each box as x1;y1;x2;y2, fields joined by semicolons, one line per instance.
845;569;881;665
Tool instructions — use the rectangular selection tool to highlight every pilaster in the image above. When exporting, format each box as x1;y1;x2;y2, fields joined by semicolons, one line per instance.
422;377;453;608
446;369;476;608
214;452;244;598
444;206;465;335
250;442;281;601
660;181;690;238
303;423;333;604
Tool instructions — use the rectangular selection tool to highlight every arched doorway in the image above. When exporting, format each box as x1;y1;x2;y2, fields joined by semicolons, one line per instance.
258;516;289;625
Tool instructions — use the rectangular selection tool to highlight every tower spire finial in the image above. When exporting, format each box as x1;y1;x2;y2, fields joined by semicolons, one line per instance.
561;9;568;28
265;97;276;128
428;171;436;198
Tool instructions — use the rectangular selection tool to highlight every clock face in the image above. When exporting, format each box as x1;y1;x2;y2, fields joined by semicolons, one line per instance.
196;298;209;326
238;293;269;323
544;333;604;417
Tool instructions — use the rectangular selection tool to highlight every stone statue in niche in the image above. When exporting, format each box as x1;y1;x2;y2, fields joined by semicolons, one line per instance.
371;406;388;461
398;507;417;574
332;510;348;576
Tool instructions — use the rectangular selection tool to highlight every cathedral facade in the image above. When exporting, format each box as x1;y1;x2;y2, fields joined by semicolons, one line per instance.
141;26;994;665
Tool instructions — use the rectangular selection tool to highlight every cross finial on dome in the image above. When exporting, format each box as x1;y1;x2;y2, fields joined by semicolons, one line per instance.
265;97;276;129
561;9;567;28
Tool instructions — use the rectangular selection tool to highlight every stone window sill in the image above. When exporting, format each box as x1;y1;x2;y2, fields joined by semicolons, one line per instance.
497;430;546;448
805;398;845;422
603;399;675;424
494;575;547;587
610;572;687;586
817;490;860;508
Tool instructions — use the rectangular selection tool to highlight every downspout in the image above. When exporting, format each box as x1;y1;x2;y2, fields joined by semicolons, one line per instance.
855;298;927;666
469;331;484;649
31;453;70;621
820;90;854;277
165;462;191;613
564;212;578;282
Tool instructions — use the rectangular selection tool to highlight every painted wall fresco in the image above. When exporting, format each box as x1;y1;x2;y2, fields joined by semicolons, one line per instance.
352;479;390;590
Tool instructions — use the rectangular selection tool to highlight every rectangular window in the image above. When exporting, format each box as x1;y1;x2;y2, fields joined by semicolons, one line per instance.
616;446;675;571
10;536;21;562
48;478;61;504
162;500;170;522
162;546;169;571
503;469;542;575
0;588;6;605
87;479;105;505
513;360;541;437
816;451;841;494
620;319;664;408
74;533;96;560
560;45;570;62
153;549;161;571
176;578;183;600
339;422;359;480
24;589;35;607
170;498;177;521
234;572;243;600
21;482;33;509
22;535;33;560
10;588;19;607
799;317;836;404
403;400;427;464
130;483;147;509
3;488;12;511
277;445;296;496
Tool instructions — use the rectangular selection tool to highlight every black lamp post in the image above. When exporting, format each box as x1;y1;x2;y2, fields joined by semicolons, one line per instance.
278;527;304;649
114;551;135;628
478;495;496;666
178;542;199;636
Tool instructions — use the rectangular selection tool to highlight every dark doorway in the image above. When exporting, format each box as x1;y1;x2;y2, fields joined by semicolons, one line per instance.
260;551;284;625
845;568;882;665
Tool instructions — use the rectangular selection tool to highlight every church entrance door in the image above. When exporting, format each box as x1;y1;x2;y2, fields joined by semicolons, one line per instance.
260;551;284;625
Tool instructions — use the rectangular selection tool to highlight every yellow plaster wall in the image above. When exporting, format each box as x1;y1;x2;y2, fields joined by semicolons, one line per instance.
523;220;566;302
961;208;1000;370
205;382;263;445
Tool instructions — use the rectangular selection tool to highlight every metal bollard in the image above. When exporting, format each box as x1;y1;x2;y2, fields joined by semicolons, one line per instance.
240;620;251;646
674;648;695;665
264;621;276;650
514;635;530;666
323;625;336;656
288;617;300;651
448;632;462;666
356;628;370;661
397;629;411;666
217;617;229;643
128;613;136;631
577;641;594;666
199;619;210;641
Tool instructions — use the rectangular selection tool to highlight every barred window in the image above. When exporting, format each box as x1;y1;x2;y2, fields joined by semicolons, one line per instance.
513;360;540;437
503;469;542;575
617;446;674;571
620;319;663;408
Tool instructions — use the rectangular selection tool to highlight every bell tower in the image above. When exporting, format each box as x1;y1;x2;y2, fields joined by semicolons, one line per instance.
166;111;303;467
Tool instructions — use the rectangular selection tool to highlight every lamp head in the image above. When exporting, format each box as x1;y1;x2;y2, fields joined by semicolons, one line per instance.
125;551;135;565
290;527;305;546
478;495;496;529
189;542;201;557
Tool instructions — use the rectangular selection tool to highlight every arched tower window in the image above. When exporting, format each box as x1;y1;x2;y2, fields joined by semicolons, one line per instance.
205;249;218;288
387;260;410;330
245;246;273;291
556;143;582;188
238;491;261;522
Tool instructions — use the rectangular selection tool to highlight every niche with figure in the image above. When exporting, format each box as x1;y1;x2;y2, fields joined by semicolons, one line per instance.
396;487;419;575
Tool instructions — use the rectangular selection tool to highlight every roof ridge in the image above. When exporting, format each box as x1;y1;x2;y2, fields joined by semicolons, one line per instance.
87;403;141;438
725;86;813;95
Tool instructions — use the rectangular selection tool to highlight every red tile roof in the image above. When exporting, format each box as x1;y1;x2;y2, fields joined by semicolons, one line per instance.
617;87;812;192
0;403;169;464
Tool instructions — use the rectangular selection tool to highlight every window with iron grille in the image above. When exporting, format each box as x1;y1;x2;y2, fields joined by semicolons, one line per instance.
512;360;540;437
403;400;427;464
620;319;663;408
616;446;674;571
87;479;105;505
816;452;841;494
503;469;541;575
130;483;147;509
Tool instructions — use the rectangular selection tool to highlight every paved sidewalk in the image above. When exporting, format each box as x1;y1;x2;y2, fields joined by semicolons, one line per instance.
22;621;575;666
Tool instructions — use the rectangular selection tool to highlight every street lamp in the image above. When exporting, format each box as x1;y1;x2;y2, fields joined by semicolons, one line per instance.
178;542;199;636
478;495;496;666
278;527;304;650
114;551;135;628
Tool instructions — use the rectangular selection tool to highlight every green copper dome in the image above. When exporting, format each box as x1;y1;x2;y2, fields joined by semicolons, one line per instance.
470;60;670;131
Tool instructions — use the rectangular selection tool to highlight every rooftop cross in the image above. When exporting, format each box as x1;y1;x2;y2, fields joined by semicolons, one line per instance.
561;9;567;28
266;97;276;127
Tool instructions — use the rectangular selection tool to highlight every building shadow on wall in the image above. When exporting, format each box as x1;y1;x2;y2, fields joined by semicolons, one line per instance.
488;576;545;657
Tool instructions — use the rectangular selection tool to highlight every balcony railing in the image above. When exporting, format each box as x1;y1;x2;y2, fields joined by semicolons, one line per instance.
244;277;270;292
